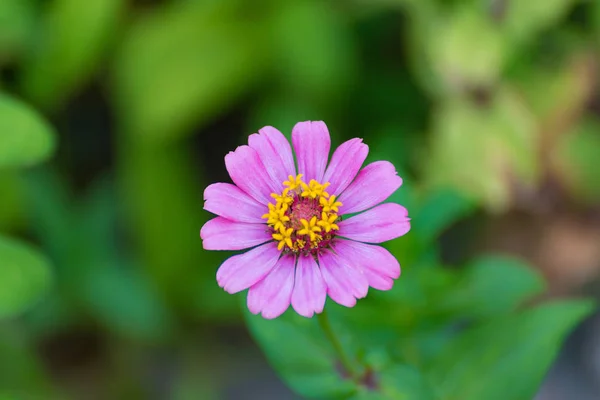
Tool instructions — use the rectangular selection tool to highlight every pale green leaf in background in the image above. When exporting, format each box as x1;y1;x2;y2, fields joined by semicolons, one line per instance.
504;0;576;46
0;235;52;320
19;0;124;110
112;0;265;143
426;88;538;211
0;94;56;169
427;7;506;91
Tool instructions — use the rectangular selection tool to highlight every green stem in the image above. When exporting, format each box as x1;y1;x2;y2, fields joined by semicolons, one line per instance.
317;309;360;380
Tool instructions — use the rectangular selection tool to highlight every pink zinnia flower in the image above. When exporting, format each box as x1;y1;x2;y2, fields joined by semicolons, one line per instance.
200;121;410;319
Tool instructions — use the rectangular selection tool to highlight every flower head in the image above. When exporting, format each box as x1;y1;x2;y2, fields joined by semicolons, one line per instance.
201;122;410;319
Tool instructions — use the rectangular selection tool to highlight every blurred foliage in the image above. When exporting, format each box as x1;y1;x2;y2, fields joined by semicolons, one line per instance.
0;235;51;320
20;0;124;111
1;0;599;398
0;78;58;399
247;183;593;399
0;94;55;168
0;94;54;319
113;0;266;143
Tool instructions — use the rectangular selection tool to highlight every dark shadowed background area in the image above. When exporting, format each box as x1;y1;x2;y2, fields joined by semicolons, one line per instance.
1;0;600;399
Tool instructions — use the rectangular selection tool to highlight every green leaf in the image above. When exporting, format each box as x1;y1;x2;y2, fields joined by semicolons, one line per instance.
351;365;438;400
113;1;265;143
0;94;56;169
0;235;52;320
20;0;124;110
504;0;576;46
336;256;542;368
438;255;545;319
427;7;506;89
411;188;475;244
427;300;594;400
245;310;358;399
342;266;458;346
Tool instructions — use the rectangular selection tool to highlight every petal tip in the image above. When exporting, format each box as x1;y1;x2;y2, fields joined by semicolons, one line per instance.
297;309;314;318
262;309;286;320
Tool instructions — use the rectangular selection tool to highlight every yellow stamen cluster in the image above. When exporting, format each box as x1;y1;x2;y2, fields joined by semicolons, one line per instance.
283;174;304;191
317;212;339;233
262;203;290;231
271;188;293;208
301;179;330;199
262;174;343;253
272;226;293;251
298;216;322;242
320;195;342;213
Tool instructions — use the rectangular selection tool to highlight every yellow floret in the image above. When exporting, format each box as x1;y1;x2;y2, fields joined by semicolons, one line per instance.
301;179;330;199
320;195;342;213
317;212;340;233
271;188;293;207
262;202;290;231
283;174;305;191
272;226;294;251
298;216;322;242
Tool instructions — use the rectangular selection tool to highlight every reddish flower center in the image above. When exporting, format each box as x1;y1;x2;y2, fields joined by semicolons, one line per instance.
262;174;343;255
289;198;320;230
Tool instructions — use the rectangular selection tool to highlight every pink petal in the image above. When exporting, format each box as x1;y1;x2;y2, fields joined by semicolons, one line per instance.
292;121;331;183
216;242;280;294
248;126;296;185
318;250;368;308
203;183;265;223
291;255;327;318
358;270;393;291
333;240;401;291
247;254;295;319
338;203;410;243
200;217;272;251
338;161;403;215
225;145;280;205
322;138;369;195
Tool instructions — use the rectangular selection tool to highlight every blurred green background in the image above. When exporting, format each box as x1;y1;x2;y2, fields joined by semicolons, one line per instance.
2;0;600;399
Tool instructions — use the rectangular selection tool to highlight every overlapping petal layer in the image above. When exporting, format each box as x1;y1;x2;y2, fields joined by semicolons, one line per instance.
200;217;271;250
